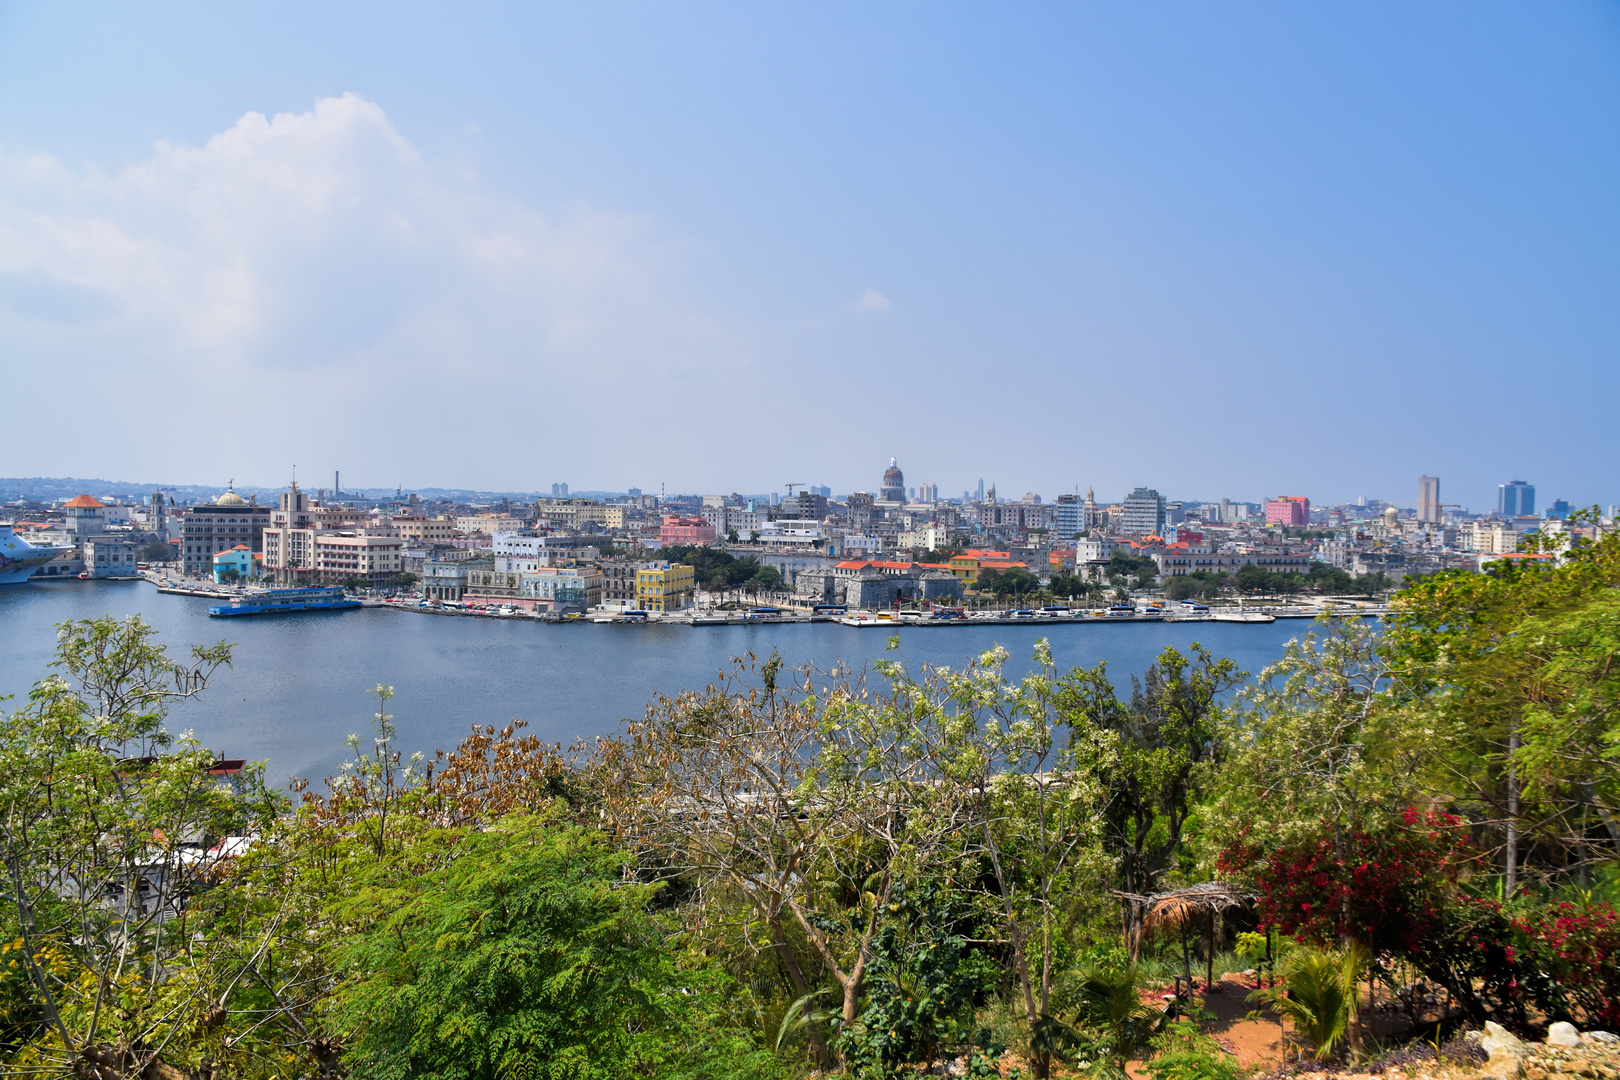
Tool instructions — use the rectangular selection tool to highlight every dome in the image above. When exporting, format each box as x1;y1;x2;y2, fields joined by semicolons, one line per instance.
216;485;246;507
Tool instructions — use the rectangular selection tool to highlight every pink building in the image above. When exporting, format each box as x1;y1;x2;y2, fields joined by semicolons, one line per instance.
659;514;716;546
1265;496;1311;527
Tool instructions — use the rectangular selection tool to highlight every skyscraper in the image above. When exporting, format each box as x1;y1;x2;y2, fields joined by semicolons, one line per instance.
1499;480;1535;517
1418;476;1441;523
1119;487;1166;537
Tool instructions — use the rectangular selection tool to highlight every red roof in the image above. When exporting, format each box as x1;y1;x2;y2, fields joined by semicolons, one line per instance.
64;494;105;508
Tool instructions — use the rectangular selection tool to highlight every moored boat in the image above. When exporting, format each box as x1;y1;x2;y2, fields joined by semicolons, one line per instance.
208;586;361;617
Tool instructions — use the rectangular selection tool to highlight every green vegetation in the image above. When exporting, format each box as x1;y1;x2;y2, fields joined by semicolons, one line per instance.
661;543;782;592
7;530;1620;1076
137;540;174;562
975;565;1040;596
1107;552;1158;586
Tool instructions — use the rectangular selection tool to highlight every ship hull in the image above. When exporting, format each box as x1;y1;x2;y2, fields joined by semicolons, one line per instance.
0;526;71;584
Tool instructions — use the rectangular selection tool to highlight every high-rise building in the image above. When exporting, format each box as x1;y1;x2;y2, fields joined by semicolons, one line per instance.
1053;494;1083;538
1418;476;1441;523
1265;496;1311;528
1119;487;1166;537
1499;480;1535;517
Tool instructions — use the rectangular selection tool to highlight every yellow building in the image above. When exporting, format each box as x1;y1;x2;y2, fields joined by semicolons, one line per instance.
636;562;696;611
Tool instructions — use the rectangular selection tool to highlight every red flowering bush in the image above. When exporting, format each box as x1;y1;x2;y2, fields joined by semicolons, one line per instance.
1217;809;1474;955
1514;900;1620;1027
1219;811;1620;1027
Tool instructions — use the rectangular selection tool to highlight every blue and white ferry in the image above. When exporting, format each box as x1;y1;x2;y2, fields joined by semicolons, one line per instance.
208;586;361;617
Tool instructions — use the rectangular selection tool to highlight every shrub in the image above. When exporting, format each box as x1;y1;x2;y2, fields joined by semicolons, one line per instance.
1147;1020;1245;1080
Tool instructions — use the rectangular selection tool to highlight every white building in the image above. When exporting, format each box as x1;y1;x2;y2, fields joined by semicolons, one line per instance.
1118;488;1166;537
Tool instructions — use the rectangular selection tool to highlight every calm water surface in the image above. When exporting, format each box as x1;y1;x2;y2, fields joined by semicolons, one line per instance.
0;581;1327;786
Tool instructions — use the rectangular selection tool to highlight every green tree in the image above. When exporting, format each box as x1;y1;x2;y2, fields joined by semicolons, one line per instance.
1234;564;1273;593
1382;533;1620;893
992;567;1040;597
1061;645;1243;951
137;541;174;562
331;812;777;1080
0;617;287;1078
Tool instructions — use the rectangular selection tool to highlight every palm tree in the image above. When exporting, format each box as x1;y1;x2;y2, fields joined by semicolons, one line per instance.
1247;944;1368;1062
1065;964;1159;1078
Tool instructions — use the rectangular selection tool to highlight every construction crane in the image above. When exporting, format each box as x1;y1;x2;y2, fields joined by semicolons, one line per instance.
785;482;806;497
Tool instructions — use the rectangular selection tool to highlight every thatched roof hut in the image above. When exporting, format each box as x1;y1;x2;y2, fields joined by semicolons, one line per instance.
1115;881;1259;980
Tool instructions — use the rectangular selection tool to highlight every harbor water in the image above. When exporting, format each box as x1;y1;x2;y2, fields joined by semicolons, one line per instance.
0;580;1334;787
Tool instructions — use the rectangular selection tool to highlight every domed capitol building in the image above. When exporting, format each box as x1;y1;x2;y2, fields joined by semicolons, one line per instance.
879;458;906;503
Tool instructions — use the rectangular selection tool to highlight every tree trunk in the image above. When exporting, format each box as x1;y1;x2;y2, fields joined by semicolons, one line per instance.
1506;730;1520;898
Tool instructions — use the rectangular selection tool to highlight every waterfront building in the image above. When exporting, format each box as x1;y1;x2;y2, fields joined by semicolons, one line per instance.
262;481;387;583
597;555;645;606
1418;476;1441;524
422;559;470;602
1499;480;1536;518
312;531;403;584
637;563;696;612
83;536;139;578
519;567;604;611
1151;547;1311;579
879;459;906;503
1264;496;1311;528
211;545;260;583
1118;488;1166;537
62;494;111;541
493;532;599;571
180;486;271;577
466;567;522;600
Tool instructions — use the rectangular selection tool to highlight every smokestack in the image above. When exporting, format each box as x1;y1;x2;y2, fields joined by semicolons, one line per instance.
335;470;340;497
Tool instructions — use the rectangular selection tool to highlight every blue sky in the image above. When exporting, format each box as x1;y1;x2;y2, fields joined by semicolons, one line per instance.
1;3;1616;512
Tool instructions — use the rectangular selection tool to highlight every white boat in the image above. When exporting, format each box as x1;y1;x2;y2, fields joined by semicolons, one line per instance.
1211;611;1276;623
0;525;71;584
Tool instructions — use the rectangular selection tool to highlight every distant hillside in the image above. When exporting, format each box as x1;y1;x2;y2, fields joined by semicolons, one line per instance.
1;477;632;506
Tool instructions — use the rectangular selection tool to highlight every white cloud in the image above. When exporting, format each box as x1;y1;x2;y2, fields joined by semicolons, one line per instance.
855;287;892;313
0;94;746;422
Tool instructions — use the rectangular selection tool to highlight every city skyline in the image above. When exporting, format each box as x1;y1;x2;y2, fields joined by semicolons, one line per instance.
2;5;1616;510
2;465;1595;520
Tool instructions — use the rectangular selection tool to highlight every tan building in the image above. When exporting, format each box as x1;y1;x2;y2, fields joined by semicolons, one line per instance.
389;514;456;542
532;499;609;530
263;480;401;584
312;531;403;583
